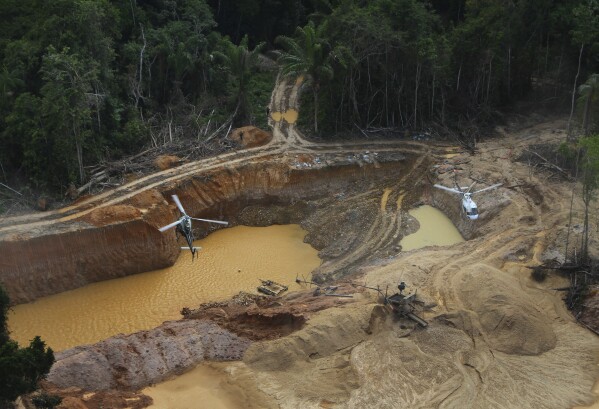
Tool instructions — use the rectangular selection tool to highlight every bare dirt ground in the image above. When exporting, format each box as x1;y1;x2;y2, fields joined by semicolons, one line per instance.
199;118;599;409
7;77;599;408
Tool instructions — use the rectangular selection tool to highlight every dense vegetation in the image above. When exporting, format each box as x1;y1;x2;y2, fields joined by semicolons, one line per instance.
0;285;55;408
0;0;598;193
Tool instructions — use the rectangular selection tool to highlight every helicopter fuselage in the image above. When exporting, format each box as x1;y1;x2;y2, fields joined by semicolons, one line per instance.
158;194;228;259
462;194;479;220
175;216;196;256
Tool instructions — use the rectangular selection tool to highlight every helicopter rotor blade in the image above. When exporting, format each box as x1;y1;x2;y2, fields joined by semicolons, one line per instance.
172;195;186;215
472;183;503;195
190;217;229;225
434;184;463;195
465;182;477;193
451;173;461;191
158;219;183;232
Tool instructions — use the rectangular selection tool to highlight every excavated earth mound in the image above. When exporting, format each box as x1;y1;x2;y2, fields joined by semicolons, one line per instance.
229;126;273;148
47;320;250;391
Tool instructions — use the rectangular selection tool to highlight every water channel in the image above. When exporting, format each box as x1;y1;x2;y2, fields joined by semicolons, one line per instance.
143;364;241;409
400;205;464;250
8;225;321;351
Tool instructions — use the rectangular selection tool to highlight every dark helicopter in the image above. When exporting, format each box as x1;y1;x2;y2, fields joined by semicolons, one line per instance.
158;194;228;258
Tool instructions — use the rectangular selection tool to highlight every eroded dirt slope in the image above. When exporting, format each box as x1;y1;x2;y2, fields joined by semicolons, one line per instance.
198;119;599;409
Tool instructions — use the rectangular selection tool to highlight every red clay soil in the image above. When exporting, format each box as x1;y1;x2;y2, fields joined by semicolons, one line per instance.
31;382;152;409
184;285;362;341
153;155;184;171
229;126;273;148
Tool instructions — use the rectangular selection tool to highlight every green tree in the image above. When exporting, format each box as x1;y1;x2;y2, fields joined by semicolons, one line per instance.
40;46;100;184
141;0;216;105
568;0;599;135
579;134;599;262
0;66;23;98
276;21;334;134
214;35;267;124
0;285;9;346
2;94;45;185
0;285;54;407
578;74;599;135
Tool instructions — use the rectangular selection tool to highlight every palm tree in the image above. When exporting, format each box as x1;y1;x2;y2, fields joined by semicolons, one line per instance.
578;73;599;136
276;22;334;134
215;35;266;125
0;65;24;98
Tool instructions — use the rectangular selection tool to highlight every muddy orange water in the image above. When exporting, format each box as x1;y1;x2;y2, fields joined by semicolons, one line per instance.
143;364;241;409
8;225;321;351
400;205;464;251
270;109;298;124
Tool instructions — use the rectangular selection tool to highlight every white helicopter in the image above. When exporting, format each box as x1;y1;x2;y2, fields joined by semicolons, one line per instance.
433;182;502;220
158;194;228;258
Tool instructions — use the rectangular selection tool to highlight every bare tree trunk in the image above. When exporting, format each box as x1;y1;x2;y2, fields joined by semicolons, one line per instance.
582;192;590;263
441;88;446;125
431;70;436;118
95;87;102;132
350;70;360;121
507;46;511;99
544;36;549;75
555;45;564;97
565;184;576;263
581;156;593;263
568;44;584;137
456;61;462;91
385;46;389;127
582;86;593;135
314;87;319;134
414;63;421;128
134;25;147;112
565;148;581;262
75;134;84;183
487;55;493;104
398;65;405;127
129;0;136;26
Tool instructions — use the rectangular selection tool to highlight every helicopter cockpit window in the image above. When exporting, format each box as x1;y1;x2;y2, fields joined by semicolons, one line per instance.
466;208;478;216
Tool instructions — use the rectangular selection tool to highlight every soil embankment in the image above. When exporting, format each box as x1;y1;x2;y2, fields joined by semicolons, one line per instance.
0;150;416;304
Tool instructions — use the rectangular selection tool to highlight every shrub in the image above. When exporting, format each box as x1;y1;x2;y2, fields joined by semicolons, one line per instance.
0;285;55;407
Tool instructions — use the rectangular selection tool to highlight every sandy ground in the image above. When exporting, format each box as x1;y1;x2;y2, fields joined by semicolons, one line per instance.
199;119;599;409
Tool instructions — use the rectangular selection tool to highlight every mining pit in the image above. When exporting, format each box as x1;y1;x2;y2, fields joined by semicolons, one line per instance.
1;75;598;409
